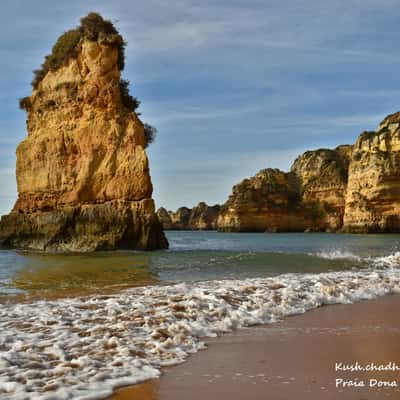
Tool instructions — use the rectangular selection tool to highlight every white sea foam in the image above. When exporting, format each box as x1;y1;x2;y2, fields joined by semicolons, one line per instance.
372;251;400;268
1;261;400;399
313;250;362;261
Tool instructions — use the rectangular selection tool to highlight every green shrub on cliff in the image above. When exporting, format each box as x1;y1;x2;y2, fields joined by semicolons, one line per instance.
144;124;157;148
24;13;157;148
19;96;31;111
119;79;140;111
31;12;125;89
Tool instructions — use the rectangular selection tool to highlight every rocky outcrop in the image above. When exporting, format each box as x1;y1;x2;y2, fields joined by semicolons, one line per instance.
0;14;168;251
217;169;302;232
169;207;192;230
189;202;221;230
343;112;400;232
291;145;352;231
157;203;220;230
218;111;400;233
217;145;353;233
157;110;400;234
157;207;174;230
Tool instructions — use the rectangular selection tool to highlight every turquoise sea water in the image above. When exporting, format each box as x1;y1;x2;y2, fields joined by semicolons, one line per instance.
0;231;399;299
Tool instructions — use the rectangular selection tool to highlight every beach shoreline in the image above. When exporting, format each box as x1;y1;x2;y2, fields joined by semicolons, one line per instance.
110;294;400;400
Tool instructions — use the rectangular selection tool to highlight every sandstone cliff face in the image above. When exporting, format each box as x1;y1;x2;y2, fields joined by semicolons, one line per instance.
157;203;220;230
291;145;352;231
217;111;400;233
217;169;307;232
0;17;168;251
343;112;400;232
159;110;400;234
217;146;354;232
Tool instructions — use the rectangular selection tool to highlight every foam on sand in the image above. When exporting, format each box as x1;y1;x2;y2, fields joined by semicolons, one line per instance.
1;254;400;399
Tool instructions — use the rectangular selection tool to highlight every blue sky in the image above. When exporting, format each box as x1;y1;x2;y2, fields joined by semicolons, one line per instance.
1;0;400;214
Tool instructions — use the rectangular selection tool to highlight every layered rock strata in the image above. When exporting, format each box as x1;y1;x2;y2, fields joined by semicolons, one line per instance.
343;112;400;232
0;15;168;251
290;145;352;231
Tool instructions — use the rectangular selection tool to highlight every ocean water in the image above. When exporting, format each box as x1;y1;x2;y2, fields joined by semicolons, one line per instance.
1;231;400;399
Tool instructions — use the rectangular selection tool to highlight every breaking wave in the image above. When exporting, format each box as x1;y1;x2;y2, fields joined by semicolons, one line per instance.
312;250;362;261
1;252;400;399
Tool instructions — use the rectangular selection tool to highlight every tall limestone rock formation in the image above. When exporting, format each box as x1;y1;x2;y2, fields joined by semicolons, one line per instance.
291;145;352;231
0;13;168;251
343;112;400;232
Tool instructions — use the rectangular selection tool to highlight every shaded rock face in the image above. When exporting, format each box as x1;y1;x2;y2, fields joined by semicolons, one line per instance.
157;207;174;230
157;203;221;230
170;207;192;230
0;27;167;251
343;112;400;232
189;202;221;230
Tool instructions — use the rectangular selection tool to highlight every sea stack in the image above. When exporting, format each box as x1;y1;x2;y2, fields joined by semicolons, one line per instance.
0;13;168;251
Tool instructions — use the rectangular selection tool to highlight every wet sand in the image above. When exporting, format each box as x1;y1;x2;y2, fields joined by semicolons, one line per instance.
110;294;400;400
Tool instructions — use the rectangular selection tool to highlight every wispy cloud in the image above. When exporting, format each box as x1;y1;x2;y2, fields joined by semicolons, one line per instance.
1;1;400;212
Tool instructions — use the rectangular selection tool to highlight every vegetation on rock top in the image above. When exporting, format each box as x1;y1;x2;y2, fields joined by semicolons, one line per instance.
31;13;124;89
19;12;157;147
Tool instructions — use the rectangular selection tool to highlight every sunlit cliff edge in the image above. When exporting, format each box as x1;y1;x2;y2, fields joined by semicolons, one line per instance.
0;13;168;251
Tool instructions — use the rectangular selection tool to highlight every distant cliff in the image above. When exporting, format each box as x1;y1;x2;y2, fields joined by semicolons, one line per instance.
343;112;400;232
290;145;352;231
0;13;168;251
157;203;220;230
216;145;352;233
159;112;400;233
216;169;305;232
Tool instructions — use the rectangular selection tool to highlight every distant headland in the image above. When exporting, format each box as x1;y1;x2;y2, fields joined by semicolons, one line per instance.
158;111;400;233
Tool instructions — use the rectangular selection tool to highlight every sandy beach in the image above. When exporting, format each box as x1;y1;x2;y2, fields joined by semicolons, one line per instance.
111;294;400;400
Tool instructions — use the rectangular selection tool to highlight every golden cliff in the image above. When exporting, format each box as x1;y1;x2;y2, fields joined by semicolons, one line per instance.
216;169;306;232
343;112;400;232
290;145;352;231
217;112;400;233
159;111;400;233
0;13;168;251
156;110;400;234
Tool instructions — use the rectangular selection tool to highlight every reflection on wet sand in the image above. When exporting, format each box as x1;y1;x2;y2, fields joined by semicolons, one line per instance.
110;295;400;400
8;252;158;300
110;380;158;400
